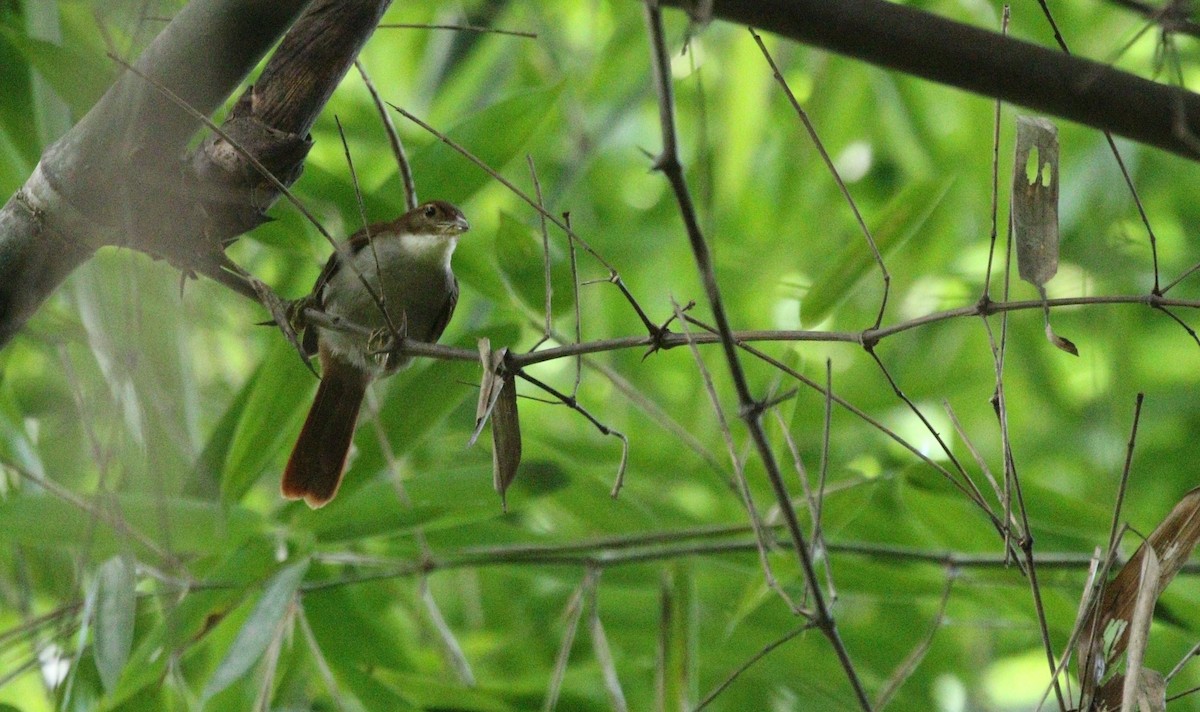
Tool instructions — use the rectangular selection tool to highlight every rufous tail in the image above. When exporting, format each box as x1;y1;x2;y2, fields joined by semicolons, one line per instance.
282;356;369;508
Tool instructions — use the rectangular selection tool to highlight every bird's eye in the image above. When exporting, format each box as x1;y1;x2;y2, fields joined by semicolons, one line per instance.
424;205;437;218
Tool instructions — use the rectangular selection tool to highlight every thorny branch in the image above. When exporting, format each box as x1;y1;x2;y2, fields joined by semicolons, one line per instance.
641;2;872;708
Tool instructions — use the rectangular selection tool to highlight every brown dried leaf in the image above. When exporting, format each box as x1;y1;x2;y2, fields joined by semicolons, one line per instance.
469;339;508;447
1046;321;1079;357
1136;669;1167;712
1077;487;1200;698
1013;116;1059;289
1094;669;1167;712
491;374;522;511
1120;546;1159;712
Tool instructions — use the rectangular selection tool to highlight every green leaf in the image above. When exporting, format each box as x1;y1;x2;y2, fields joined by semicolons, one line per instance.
378;84;563;205
0;493;262;559
374;670;516;712
291;469;495;543
0;28;111;115
0;124;30;196
190;365;256;499
104;538;278;710
93;556;136;692
336;666;422;712
200;559;310;703
801;178;951;326
0;398;46;480
221;337;315;503
494;211;574;317
302;576;413;673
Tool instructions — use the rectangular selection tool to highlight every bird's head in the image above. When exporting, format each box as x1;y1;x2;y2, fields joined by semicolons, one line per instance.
401;200;470;237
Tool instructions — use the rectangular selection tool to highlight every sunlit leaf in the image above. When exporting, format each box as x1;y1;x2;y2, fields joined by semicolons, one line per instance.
402;84;563;204
801;178;951;326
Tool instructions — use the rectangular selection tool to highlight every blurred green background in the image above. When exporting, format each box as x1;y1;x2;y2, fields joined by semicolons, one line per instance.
3;0;1200;710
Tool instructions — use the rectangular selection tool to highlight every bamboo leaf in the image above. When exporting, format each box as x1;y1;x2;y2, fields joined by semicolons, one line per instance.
490;373;522;511
494;211;573;317
200;559;310;703
221;337;315;503
1012;116;1060;290
93;556;136;692
801;178;950;326
0;28;111;115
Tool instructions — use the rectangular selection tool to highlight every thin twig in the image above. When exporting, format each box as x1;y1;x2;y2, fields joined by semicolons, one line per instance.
751;29;890;330
1105;0;1200;38
288;526;1200;594
865;348;998;524
643;4;870;708
419;576;476;686
378;22;537;39
655;572;671;711
943;400;1005;512
675;298;800;613
694;624;814;710
587;579;628;712
353;60;417;211
3;462;171;562
335;115;397;337
982;7;1010;302
296;604;348;712
815;359;836;600
516;370;630;496
1034;0;1162;294
389;103;662;336
873;569;956;710
565;212;584;399
528;156;554;348
1107;393;1145;558
543;568;597;711
1076;393;1147;698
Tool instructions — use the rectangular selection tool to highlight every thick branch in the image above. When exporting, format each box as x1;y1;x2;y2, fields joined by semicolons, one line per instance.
190;0;392;252
0;0;314;346
664;0;1200;161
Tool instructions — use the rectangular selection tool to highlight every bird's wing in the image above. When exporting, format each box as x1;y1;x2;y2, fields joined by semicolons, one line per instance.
302;227;373;356
427;276;459;343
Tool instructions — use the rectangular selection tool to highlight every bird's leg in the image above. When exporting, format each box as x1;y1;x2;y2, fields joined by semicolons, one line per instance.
368;311;408;370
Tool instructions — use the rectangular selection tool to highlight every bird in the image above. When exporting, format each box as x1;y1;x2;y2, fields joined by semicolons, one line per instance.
282;200;469;508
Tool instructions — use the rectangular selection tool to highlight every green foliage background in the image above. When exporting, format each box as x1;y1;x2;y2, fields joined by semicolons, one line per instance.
3;0;1200;710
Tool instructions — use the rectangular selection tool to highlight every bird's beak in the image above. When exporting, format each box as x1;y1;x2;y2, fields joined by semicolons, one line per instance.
452;215;471;234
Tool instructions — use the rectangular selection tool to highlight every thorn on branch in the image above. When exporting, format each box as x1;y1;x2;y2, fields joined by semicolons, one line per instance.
739;399;768;422
642;307;691;360
975;294;995;316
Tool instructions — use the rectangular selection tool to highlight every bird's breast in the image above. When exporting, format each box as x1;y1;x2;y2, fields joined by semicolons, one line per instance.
318;232;457;374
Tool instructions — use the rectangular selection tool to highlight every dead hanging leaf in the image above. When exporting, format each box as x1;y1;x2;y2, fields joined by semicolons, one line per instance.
1013;116;1060;289
491;374;522;511
1093;669;1167;712
469;338;508;447
1118;545;1159;712
1045;317;1079;356
469;338;523;510
1013;116;1077;356
1077;487;1200;702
